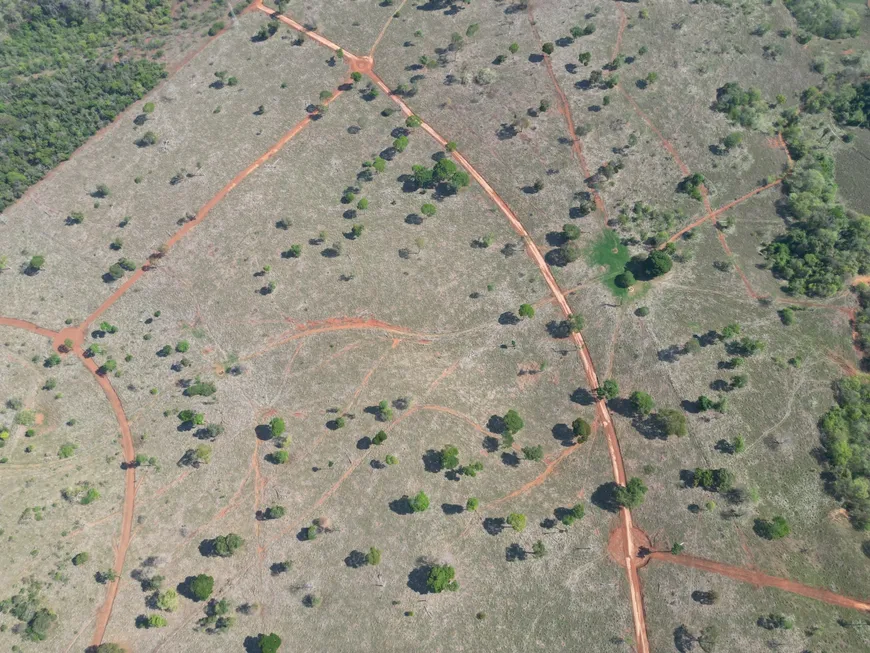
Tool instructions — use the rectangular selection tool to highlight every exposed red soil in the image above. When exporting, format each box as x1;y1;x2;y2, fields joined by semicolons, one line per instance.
608;523;652;568
0;317;58;339
651;552;870;613
612;4;628;61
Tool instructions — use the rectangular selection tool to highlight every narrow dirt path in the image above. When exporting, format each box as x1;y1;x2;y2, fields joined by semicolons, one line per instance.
526;5;608;219
651;552;870;613
665;178;783;245
80;95;344;334
369;0;409;56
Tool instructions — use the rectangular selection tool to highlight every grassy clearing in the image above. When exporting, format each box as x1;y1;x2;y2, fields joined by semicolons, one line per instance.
587;228;631;298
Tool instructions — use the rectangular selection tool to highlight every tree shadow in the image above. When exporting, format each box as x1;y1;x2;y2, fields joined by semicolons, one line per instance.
528;53;544;63
405;213;424;225
441;503;464;515
552;423;575;446
487;415;506;434
657;345;682;363
422;449;442;473
591;482;620;513
407;566;431;594
505;543;527;562
482;435;499;453
680;399;701;414
483;517;505;535
345;550;367;568
176;576;202;601
255;424;273;441
389;496;413;515
545;248;569;267
570;387;595;405
501;451;520;467
356;436;371;450
634;415;667;441
607;397;634;418
547;320;571;339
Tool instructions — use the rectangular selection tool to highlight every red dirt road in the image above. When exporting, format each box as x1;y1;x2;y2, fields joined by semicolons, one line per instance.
0;317;58;340
651;552;870;613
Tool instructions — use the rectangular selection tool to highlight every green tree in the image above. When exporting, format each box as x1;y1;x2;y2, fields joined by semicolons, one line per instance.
655;408;687;437
213;533;244;557
506;512;527;532
503;409;524;435
572;417;592;442
426;564;458;593
518;303;535;319
563;223;581;240
629;391;655;416
409;490;430;513
522;445;544;462
597;379;619;400
754;516;790;540
614;270;636;288
365;547;381;566
156;589;179;612
722;132;743;150
257;632;282;653
420;203;437;216
466;497;479;511
372;430;387;445
189;574;214;601
269;417;286;438
614;477;648;508
542;42;555;55
561;503;585;526
645;250;673;277
72;552;89;566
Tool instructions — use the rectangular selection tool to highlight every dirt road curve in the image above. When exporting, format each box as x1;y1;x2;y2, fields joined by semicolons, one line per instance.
261;6;650;651
651;552;870;613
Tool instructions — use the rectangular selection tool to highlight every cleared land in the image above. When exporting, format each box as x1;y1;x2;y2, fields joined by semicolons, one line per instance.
1;1;869;652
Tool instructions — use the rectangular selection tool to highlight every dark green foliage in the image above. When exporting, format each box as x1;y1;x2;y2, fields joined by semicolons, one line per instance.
655;408;687;437
426;564;458;593
189;574;214;601
629;391;655;416
614;270;635;288
572;417;591;442
522;445;544;462
72;552;89;566
212;533;244;557
372;430;387;445
0;55;165;209
257;632;282;653
783;0;859;40
819;376;870;528
264;505;285;520
597;379;619;400
614;477;647;508
409;490;429;513
677;173;707;202
762;137;869;296
560;503;585;526
645;251;673;277
753;516;791;540
692;468;735;493
712;83;766;128
503;409;524;435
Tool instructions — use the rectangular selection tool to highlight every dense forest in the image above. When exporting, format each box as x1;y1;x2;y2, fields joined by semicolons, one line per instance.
783;0;861;40
820;376;870;529
0;0;173;210
760;106;870;297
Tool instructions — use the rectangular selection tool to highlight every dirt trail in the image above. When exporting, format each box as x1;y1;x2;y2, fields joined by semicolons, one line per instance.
665;178;783;244
526;6;608;218
612;4;628;61
241;317;438;361
369;0;409;56
485;443;580;508
618;86;712;214
651;552;870;613
81;101;341;333
65;346;138;647
0;317;58;340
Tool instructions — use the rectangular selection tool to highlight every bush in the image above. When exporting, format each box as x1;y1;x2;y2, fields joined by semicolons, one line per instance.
257;632;282;653
409;490;429;513
572;417;592;442
189;574;214;601
754;516;791;540
645;251;673;277
614;477;648;508
426;564;459;593
614;270;635;288
72;552;89;566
